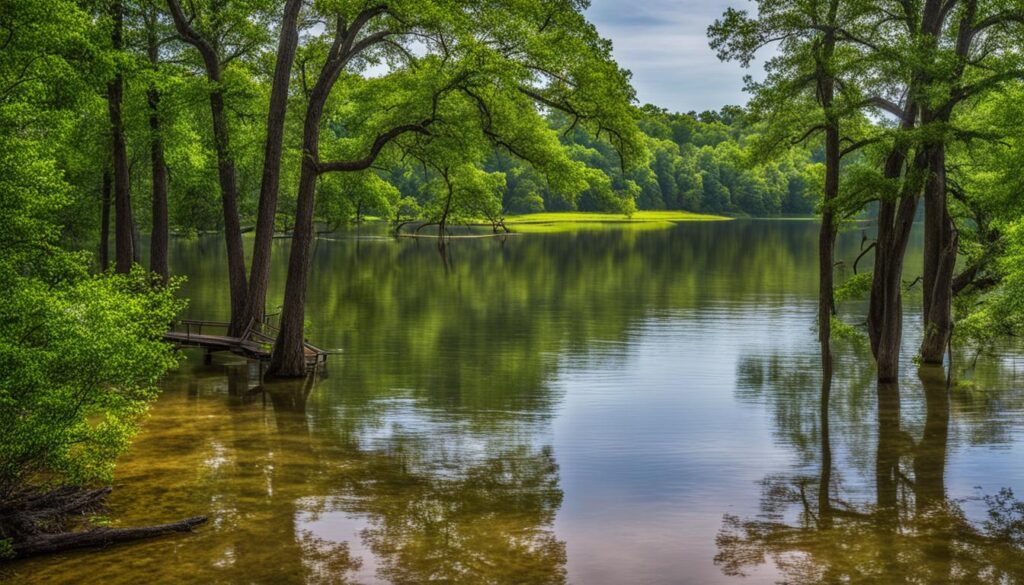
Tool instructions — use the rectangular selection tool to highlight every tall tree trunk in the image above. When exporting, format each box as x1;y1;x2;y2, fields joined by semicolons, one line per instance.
240;0;303;331
919;143;955;363
100;170;111;271
209;85;248;335
269;158;319;377
270;83;328;376
919;1;975;364
868;131;921;383
107;0;133;274
147;19;169;284
149;85;169;283
870;187;921;383
166;0;248;334
817;23;838;374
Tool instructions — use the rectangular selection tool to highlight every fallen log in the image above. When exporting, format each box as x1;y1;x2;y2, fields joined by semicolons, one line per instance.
11;516;207;558
2;485;207;560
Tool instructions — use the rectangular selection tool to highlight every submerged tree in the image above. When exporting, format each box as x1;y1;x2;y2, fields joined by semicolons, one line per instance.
710;0;876;375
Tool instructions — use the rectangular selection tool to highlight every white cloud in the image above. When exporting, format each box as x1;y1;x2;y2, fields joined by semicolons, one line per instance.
586;0;766;113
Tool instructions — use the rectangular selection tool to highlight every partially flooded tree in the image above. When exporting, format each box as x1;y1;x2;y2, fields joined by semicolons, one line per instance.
710;0;875;374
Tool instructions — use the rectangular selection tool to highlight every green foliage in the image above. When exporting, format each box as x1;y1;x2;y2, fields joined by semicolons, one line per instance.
835;272;873;303
956;220;1024;347
473;106;819;217
0;271;183;495
830;316;867;346
317;171;401;228
948;84;1024;349
0;0;183;498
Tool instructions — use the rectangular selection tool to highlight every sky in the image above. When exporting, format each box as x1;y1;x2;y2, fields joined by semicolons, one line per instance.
585;0;762;114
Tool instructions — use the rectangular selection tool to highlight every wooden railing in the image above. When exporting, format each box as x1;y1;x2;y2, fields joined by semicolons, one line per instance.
174;319;231;340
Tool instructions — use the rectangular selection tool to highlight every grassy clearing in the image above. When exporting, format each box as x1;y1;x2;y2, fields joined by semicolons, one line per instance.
501;210;730;233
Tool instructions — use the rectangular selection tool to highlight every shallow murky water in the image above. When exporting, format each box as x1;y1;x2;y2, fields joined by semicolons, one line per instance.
8;221;1024;584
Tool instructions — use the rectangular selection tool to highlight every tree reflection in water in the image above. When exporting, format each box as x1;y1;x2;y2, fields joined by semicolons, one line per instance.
716;365;1024;583
203;362;565;585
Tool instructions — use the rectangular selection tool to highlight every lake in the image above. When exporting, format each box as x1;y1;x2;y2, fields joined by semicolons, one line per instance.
11;220;1024;584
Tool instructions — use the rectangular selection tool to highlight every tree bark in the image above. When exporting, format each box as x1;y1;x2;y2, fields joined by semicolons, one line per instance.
209;88;248;335
919;142;955;363
166;0;248;334
269;158;319;377
107;0;133;274
816;22;838;374
147;18;169;284
919;1;976;364
867;114;921;383
100;170;111;271
240;0;303;332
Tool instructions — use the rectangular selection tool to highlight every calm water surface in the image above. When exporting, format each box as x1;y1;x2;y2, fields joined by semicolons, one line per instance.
10;220;1024;584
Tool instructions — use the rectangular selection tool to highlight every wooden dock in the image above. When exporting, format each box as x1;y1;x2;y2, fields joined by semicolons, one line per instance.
164;319;328;367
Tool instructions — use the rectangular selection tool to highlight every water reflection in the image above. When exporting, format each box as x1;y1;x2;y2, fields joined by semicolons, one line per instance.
717;365;1024;583
8;221;1024;584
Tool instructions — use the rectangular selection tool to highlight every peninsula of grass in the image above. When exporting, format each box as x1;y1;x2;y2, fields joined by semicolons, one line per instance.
501;210;731;233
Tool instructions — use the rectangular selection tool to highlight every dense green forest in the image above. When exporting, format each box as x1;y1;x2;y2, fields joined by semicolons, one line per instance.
2;0;1024;565
58;75;820;243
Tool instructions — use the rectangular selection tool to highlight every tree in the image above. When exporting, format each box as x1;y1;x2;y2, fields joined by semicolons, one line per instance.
915;0;1024;364
107;0;135;273
710;0;872;374
239;0;303;332
268;0;643;376
165;0;272;334
140;1;172;282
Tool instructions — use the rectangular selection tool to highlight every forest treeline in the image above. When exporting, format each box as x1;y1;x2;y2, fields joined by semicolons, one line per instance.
3;0;1024;563
61;90;818;245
